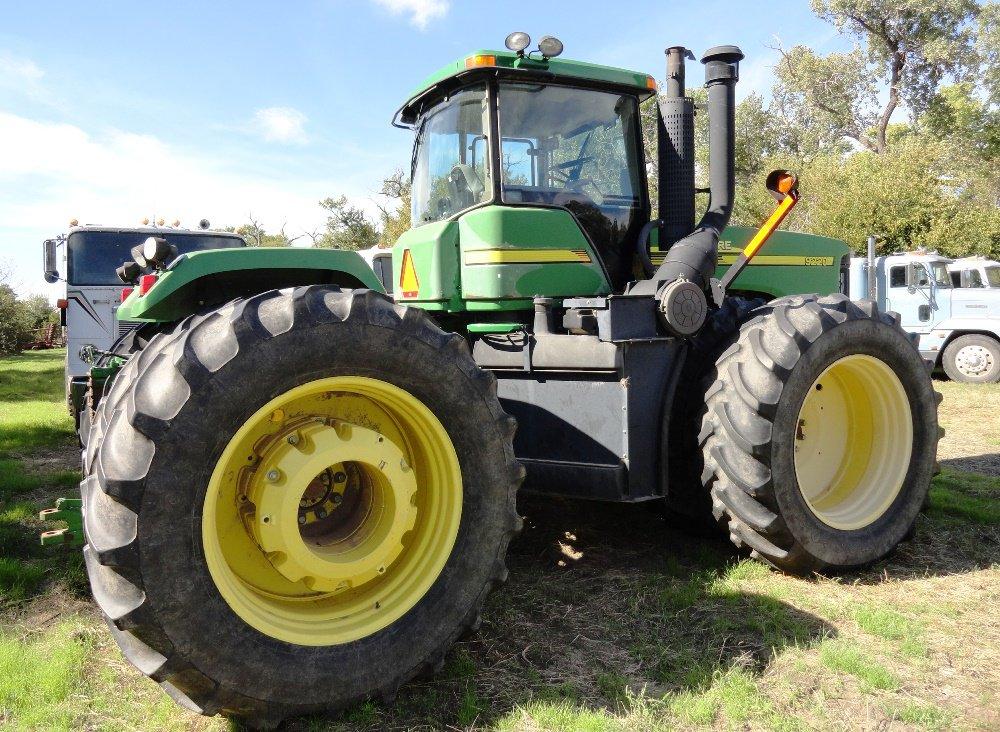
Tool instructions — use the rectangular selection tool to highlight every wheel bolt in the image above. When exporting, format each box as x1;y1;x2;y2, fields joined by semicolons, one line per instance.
331;493;343;506
266;469;281;483
287;433;300;446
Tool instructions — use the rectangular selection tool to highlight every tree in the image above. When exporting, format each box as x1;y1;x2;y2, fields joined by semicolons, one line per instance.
313;196;379;251
375;170;411;248
0;264;45;356
981;2;1000;102
224;215;298;247
775;0;983;154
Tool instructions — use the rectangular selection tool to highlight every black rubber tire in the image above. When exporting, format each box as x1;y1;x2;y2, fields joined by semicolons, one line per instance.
699;293;941;575
941;333;1000;383
664;297;765;524
80;286;523;727
79;322;165;448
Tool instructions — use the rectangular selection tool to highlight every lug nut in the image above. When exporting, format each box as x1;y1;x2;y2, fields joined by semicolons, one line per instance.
331;493;343;506
266;469;281;483
287;433;300;445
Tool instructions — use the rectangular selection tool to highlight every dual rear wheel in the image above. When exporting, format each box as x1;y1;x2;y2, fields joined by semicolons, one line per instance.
683;294;940;574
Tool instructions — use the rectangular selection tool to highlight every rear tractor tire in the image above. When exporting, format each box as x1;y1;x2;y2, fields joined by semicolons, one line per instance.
80;286;523;726
699;294;941;575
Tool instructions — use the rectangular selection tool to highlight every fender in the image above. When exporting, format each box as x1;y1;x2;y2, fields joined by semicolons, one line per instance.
919;317;1000;363
117;247;386;322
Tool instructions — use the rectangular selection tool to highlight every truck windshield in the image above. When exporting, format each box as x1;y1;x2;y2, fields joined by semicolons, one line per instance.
930;262;951;287
411;84;492;225
496;82;644;289
67;231;244;285
986;266;1000;287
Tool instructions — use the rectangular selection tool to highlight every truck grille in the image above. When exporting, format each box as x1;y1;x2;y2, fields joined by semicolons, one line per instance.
117;320;142;338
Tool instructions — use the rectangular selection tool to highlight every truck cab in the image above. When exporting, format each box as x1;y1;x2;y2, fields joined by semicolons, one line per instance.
849;250;1000;382
948;256;1000;289
43;224;246;424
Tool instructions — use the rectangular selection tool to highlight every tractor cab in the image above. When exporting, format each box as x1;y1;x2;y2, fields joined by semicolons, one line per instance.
394;41;656;303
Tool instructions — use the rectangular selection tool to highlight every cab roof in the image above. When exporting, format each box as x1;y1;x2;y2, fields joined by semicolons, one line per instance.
67;225;243;238
395;49;656;126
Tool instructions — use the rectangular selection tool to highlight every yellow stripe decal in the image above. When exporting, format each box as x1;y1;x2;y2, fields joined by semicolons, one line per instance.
649;254;833;266
464;248;592;265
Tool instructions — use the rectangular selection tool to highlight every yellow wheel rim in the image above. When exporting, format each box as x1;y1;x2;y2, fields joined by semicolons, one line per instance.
792;355;912;531
203;376;462;646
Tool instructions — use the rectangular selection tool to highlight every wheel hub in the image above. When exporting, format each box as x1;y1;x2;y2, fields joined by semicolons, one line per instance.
241;419;417;593
955;345;993;377
203;376;463;646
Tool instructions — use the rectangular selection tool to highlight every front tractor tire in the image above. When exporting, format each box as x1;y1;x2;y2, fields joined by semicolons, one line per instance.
700;294;940;575
80;286;522;726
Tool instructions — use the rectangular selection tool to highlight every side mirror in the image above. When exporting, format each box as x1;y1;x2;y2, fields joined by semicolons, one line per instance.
43;239;60;283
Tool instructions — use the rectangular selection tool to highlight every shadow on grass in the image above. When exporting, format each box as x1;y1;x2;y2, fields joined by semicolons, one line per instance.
0;363;67;403
0;499;88;607
289;497;835;731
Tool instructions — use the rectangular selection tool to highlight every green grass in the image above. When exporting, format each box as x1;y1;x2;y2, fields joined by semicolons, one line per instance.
818;639;899;691
928;470;1000;525
0;347;998;731
886;701;956;730
0;621;89;728
0;350;85;610
0;349;75;457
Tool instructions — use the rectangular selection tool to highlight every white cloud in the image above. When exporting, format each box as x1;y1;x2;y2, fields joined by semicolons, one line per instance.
0;50;51;103
0;110;380;297
251;106;308;144
371;0;448;29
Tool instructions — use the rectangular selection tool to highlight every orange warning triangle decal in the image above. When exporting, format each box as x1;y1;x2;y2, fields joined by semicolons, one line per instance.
400;249;419;298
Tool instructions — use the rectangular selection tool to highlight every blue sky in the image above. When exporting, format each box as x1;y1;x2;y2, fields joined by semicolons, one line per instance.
0;0;848;298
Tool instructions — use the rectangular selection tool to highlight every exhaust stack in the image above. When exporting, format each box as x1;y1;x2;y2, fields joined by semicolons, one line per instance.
632;45;743;335
658;46;696;247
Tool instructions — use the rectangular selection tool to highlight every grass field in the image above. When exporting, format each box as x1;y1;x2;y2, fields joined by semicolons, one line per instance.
1;348;997;731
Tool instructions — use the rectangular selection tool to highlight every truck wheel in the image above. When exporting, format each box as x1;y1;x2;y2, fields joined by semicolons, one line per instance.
942;334;1000;383
700;294;940;575
665;296;765;524
81;286;522;726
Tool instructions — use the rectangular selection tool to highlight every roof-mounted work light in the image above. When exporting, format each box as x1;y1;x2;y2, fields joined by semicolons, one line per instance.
538;35;564;59
505;31;531;55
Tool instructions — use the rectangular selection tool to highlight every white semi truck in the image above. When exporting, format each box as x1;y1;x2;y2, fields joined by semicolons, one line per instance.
849;241;1000;383
43;223;246;428
948;256;1000;289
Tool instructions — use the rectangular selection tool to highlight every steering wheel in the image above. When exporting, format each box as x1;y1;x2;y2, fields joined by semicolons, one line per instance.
550;155;595;184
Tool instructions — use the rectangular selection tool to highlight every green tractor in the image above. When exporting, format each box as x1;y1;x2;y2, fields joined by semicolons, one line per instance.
80;35;938;726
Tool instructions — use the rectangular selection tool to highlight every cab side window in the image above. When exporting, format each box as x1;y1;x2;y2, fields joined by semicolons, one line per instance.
968;269;984;288
889;266;906;288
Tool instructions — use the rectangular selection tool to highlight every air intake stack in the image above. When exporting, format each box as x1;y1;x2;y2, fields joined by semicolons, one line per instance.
633;45;744;337
658;46;696;248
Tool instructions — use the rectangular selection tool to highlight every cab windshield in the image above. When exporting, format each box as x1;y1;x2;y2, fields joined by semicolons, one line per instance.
497;82;645;289
411;84;491;225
